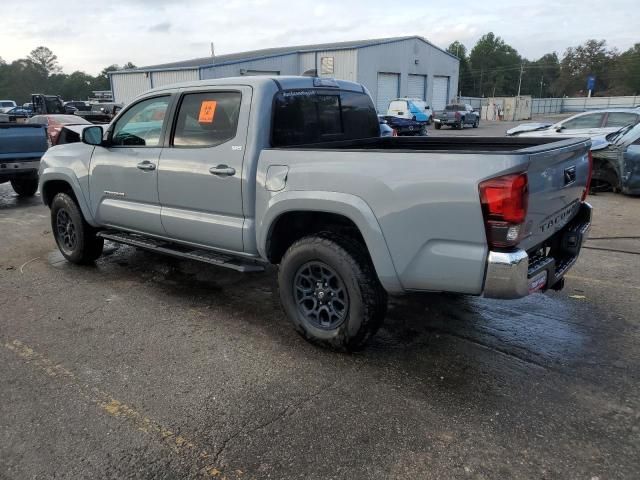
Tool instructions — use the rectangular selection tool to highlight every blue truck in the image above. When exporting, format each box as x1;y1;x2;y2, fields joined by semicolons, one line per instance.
0;123;48;196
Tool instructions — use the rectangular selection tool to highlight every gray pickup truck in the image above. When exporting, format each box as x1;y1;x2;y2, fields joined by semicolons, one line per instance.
1;123;48;196
434;103;480;129
39;76;593;351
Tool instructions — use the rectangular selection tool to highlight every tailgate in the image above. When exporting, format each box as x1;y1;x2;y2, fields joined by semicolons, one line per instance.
0;124;48;161
519;138;591;251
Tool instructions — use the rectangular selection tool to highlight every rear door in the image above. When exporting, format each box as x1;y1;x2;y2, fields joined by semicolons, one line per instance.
89;95;172;235
157;87;250;252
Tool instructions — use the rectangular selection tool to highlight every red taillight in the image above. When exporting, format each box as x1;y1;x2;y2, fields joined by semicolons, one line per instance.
455;111;461;119
479;173;529;248
582;151;593;201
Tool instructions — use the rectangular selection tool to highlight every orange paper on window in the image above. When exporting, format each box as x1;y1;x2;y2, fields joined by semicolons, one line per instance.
198;101;217;123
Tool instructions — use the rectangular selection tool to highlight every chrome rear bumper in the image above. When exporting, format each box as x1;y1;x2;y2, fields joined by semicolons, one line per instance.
483;202;592;299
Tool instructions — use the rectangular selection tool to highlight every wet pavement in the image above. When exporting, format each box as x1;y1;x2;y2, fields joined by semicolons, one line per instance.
1;182;639;479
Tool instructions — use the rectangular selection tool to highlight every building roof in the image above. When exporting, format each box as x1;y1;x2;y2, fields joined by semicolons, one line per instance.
121;36;457;73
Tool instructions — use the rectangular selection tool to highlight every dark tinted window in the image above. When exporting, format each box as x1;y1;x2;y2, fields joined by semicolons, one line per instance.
173;92;241;147
272;89;379;147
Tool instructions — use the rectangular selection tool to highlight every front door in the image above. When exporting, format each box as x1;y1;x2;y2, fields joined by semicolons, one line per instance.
89;95;172;235
157;87;250;252
556;112;605;137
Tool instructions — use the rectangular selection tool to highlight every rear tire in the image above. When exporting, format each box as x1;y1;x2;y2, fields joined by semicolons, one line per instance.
51;193;104;264
278;233;387;351
434;122;441;130
473;118;479;128
10;177;38;197
458;118;465;129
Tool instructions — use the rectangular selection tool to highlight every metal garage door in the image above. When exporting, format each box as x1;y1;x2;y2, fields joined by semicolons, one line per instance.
432;76;449;111
408;74;426;100
376;73;400;113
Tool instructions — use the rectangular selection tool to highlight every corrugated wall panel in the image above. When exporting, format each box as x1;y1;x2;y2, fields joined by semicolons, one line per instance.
356;38;458;110
201;54;299;79
315;49;357;82
151;69;199;88
111;72;152;105
299;52;316;75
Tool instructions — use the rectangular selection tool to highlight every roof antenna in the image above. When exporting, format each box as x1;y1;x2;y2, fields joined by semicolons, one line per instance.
210;42;215;64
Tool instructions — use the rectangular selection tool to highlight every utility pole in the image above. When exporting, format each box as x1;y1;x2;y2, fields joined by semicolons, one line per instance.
517;63;524;97
210;42;215;64
539;75;544;98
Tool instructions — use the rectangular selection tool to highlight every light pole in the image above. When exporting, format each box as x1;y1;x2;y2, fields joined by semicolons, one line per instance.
517;63;524;97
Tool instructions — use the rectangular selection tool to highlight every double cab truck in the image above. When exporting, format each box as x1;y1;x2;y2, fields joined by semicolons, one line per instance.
1;123;48;196
434;103;480;129
39;76;593;351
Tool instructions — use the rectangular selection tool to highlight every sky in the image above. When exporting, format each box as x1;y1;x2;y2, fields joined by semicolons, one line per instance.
0;0;638;75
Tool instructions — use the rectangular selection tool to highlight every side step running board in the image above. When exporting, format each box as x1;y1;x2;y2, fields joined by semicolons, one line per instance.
97;230;265;273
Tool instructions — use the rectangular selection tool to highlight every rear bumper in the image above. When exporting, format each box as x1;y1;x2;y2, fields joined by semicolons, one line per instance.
0;160;41;176
483;202;592;299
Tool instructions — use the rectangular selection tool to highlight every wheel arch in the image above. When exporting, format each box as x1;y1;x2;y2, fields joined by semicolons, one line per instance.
40;171;97;227
258;191;403;294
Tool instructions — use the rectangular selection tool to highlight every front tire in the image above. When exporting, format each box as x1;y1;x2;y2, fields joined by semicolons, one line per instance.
278;233;387;351
434;122;441;130
51;193;104;264
473;118;479;128
10;177;38;197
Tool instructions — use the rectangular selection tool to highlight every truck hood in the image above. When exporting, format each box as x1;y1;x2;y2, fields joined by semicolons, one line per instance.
506;123;554;136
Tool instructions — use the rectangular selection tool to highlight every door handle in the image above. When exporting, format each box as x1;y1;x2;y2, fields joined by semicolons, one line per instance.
209;165;236;177
136;161;156;171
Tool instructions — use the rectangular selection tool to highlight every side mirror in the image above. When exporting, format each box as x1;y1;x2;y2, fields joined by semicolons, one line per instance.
82;125;104;146
556;126;565;132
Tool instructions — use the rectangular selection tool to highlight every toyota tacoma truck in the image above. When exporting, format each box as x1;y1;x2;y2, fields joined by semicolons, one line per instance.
39;76;593;351
1;123;48;196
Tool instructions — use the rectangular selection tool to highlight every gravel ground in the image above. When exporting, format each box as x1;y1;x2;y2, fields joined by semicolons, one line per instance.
1;125;639;479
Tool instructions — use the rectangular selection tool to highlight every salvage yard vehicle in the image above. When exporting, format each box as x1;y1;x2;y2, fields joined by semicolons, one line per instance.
27;114;92;145
0;106;33;123
0;100;17;113
590;123;640;194
1;123;48;196
506;108;640;138
39;76;593;351
387;98;432;124
381;115;427;136
74;103;123;124
434;103;480;129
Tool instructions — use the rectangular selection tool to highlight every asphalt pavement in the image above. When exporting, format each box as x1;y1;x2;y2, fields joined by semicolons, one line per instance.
1;124;639;479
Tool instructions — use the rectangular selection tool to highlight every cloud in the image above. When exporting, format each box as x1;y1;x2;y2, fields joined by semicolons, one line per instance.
148;21;171;33
0;0;637;75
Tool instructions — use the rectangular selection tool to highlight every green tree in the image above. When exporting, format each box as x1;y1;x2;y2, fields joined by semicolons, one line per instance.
468;32;522;97
557;39;615;95
28;46;61;75
519;53;562;97
610;43;640;95
447;41;472;96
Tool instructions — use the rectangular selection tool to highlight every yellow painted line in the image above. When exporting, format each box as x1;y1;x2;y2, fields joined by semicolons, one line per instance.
564;274;640;291
3;339;244;478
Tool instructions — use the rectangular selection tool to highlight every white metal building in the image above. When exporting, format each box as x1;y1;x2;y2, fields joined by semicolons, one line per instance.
109;36;459;112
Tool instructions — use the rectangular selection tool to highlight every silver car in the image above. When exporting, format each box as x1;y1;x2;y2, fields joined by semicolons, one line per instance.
507;108;640;139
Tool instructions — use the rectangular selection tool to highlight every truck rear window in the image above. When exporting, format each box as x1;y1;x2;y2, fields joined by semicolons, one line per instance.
271;89;379;147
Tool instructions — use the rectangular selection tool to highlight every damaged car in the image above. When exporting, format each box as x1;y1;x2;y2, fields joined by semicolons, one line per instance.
507;108;640;139
590;123;640;194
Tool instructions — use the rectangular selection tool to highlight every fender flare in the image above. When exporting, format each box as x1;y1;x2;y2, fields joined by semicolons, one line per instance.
39;168;97;227
258;191;403;294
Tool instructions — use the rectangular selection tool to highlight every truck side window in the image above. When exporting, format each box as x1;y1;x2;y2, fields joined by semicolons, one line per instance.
112;96;170;147
272;90;379;147
173;92;242;147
